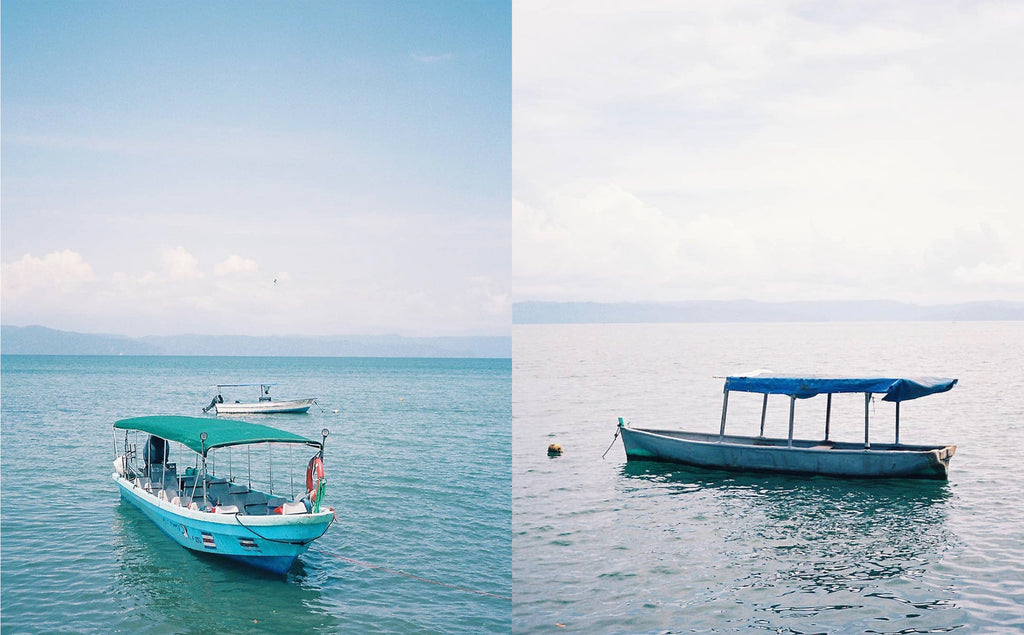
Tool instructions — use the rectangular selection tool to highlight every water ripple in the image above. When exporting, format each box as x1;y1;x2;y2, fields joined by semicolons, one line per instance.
514;322;1024;634
2;356;510;633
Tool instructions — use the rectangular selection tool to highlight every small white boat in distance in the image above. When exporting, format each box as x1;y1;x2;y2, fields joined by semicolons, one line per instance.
204;383;317;415
618;375;958;480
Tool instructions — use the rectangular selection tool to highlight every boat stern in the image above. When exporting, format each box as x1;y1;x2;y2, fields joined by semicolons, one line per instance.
925;444;957;479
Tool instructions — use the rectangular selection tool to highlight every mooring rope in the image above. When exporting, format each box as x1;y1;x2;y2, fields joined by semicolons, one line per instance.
601;427;620;459
233;512;335;546
310;548;511;600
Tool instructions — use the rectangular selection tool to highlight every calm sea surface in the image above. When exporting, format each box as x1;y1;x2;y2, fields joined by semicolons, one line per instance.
1;355;510;633
513;322;1024;633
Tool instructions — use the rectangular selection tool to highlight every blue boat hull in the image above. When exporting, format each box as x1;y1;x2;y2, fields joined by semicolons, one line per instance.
115;475;334;574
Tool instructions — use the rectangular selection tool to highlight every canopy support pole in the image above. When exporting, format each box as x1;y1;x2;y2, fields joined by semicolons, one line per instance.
787;395;796;448
200;432;209;508
719;389;730;441
895;402;900;444
825;393;832;440
759;394;768;437
864;393;871;449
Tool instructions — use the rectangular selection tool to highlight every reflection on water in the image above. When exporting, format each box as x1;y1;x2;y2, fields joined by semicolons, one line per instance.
111;501;339;632
513;323;1023;633
617;462;964;631
4;355;509;633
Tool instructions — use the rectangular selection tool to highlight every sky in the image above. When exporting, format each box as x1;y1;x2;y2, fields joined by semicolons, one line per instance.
2;1;510;337
513;0;1024;305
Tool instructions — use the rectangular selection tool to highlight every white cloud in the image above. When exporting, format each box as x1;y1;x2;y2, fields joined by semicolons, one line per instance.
162;246;204;280
953;261;1024;287
1;250;96;299
1;221;510;335
411;52;454;63
514;182;681;297
514;176;1024;304
787;24;934;60
513;0;1024;303
215;254;259;276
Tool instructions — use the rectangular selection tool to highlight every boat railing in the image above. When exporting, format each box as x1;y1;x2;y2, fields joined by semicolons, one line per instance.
121;442;140;477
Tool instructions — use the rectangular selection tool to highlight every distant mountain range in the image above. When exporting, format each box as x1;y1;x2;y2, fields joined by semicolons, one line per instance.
513;300;1024;324
5;300;1019;355
0;325;511;358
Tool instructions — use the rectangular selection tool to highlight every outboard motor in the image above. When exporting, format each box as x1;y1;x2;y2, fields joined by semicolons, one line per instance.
144;435;169;467
202;394;224;413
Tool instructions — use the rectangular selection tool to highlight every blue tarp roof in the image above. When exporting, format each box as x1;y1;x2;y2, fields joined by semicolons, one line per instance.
724;375;957;402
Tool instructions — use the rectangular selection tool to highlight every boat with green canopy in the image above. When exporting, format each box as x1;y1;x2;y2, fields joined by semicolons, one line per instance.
616;375;958;479
112;415;334;574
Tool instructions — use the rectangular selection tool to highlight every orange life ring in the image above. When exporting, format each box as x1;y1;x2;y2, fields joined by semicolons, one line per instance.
305;456;325;493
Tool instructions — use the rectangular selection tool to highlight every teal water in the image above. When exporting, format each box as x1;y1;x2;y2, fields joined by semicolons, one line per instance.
513;322;1024;633
1;356;510;633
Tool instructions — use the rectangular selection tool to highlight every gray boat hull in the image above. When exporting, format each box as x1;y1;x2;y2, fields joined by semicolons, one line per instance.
620;426;955;480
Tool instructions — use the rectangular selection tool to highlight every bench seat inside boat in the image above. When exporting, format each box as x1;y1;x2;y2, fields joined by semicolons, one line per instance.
140;470;298;514
199;485;292;515
143;463;179;491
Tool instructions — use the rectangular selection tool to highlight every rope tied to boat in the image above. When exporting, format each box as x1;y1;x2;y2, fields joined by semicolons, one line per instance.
310;548;512;600
233;511;336;546
601;427;620;459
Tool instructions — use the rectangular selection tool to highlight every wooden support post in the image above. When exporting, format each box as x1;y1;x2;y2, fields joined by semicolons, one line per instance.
864;393;871;449
825;393;832;440
719;389;730;441
759;393;768;437
787;395;796;448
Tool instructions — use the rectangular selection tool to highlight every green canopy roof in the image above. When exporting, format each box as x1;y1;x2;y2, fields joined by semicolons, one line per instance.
114;415;320;456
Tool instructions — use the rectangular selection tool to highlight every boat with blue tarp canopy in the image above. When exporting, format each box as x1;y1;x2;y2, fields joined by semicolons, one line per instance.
112;415;334;574
723;375;957;402
616;374;958;480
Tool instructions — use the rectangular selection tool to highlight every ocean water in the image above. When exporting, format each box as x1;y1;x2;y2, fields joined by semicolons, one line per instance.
1;355;510;633
513;322;1024;633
